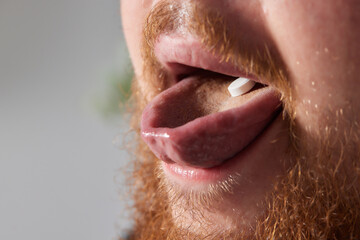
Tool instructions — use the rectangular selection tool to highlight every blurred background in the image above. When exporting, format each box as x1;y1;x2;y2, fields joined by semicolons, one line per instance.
0;0;133;239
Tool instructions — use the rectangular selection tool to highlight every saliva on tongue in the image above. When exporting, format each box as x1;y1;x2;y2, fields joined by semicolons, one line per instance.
141;75;280;168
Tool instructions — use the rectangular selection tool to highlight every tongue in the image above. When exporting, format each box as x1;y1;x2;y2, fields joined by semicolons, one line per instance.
141;77;281;168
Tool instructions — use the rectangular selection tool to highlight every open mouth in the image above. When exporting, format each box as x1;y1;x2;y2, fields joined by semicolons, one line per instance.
141;34;282;181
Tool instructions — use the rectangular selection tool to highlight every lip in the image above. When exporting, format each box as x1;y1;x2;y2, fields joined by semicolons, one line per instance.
141;33;282;183
154;34;264;84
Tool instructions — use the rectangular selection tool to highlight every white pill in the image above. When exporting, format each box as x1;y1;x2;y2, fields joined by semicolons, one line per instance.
228;77;256;97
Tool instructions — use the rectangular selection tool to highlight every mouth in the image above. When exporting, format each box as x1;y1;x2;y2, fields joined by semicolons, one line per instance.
141;34;282;183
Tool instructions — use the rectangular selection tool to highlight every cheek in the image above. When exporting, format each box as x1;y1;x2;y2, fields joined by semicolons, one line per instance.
263;1;360;133
121;0;153;77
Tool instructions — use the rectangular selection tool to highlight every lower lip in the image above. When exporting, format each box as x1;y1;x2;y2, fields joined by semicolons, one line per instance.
162;161;225;182
162;112;280;184
162;154;241;184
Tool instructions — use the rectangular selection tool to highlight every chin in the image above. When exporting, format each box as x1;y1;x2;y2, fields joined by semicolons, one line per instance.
154;112;290;236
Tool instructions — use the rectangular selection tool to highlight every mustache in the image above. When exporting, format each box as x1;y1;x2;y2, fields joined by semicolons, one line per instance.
142;0;294;116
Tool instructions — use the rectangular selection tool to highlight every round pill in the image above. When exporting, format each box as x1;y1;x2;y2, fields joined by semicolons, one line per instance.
227;77;256;97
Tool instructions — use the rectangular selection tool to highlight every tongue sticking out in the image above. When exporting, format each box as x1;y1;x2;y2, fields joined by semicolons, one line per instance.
141;76;281;168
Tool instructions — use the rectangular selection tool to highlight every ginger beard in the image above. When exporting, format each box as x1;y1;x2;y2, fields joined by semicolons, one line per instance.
127;1;360;239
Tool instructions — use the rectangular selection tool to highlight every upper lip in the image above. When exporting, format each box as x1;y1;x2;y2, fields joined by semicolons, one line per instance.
140;33;281;169
154;34;265;85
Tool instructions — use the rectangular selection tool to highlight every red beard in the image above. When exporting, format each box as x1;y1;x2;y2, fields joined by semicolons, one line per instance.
122;1;360;239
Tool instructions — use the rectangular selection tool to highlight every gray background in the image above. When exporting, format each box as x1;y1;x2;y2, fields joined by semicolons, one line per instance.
0;0;132;239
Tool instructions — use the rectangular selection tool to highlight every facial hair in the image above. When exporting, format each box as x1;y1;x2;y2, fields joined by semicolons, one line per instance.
122;1;360;239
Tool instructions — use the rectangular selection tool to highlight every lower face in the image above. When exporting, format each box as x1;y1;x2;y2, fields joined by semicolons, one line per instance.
121;0;360;238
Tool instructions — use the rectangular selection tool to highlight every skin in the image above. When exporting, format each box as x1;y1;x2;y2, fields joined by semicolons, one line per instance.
121;0;360;236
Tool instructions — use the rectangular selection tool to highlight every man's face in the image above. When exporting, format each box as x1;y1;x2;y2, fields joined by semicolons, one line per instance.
121;0;360;238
